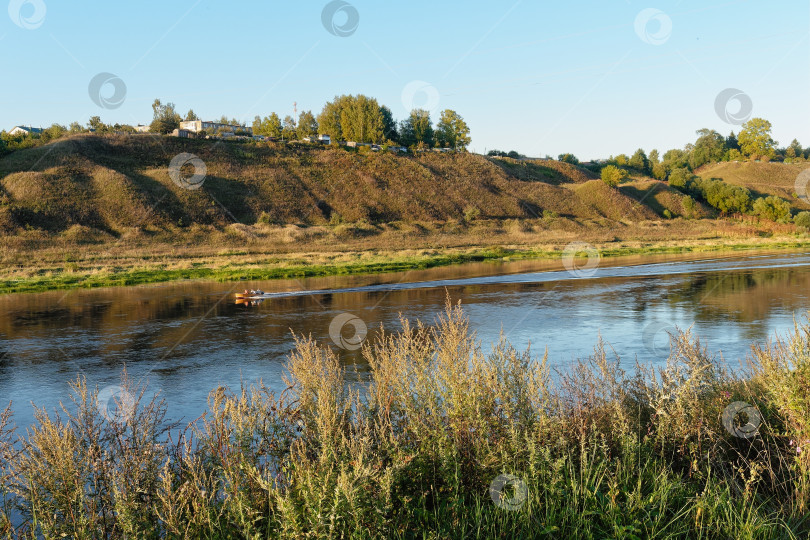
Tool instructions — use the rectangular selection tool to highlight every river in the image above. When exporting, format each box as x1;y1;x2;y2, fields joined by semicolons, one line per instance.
1;249;809;428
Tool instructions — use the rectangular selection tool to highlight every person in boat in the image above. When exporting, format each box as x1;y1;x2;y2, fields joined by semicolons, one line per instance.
239;289;265;297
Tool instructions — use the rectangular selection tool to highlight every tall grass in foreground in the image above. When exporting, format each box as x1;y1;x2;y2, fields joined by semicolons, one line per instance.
1;300;809;538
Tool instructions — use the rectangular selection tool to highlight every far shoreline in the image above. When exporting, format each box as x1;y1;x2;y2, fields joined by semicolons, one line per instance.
3;235;810;296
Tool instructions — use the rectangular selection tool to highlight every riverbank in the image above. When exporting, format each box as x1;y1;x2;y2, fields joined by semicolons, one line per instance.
2;302;808;537
1;221;809;294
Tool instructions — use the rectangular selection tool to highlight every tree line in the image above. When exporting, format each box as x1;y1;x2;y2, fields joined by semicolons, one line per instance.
0;94;472;155
559;117;810;227
252;94;471;150
562;118;806;181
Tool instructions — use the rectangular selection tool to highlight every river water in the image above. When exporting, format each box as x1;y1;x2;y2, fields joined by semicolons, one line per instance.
2;250;810;428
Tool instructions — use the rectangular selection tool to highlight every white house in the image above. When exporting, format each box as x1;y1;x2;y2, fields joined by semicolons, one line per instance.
134;124;150;133
8;126;43;136
179;120;252;136
317;134;331;144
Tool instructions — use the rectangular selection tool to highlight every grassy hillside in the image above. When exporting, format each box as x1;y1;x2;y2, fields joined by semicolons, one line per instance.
0;134;698;235
696;161;810;210
2;135;809;293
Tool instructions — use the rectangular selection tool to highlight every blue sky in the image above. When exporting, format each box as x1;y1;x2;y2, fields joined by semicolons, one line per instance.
1;0;807;159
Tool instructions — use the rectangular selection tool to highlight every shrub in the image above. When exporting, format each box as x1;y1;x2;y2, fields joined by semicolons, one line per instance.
752;196;793;223
682;195;697;218
795;211;810;230
662;209;672;219
463;206;481;222
692;177;752;214
652;162;667;180
600;165;628;187
256;211;274;225
667;167;693;189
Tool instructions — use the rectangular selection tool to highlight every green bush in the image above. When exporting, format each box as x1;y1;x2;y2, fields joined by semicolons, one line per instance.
752;196;793;223
463;206;481;222
601;165;628;187
256;211;274;225
667;167;693;189
795;211;810;230
691;177;752;214
682;195;697;218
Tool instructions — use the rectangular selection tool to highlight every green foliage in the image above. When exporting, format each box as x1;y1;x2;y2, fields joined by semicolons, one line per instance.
557;153;579;165
667;170;753;216
609;153;630;167
752;195;792;223
88;115;109;133
601;164;628;187
149;99;181;134
726;131;739;151
380;105;398;142
296;110;318;140
692;177;752;214
738;118;777;159
690;129;726;169
253;112;282;138
795;211;810;230
435;109;471;150
789;139;803;158
487;149;525;158
628;148;649;174
281;115;296;140
652;162;667;180
662;208;672;219
317;94;386;143
400;108;434;148
463;205;481;222
38;124;67;143
184;109;199;121
662;148;689;170
668;167;694;189
682;195;697;218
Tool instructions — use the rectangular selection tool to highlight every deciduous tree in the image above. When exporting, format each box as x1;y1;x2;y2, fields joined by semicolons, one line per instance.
738;118;776;159
400;109;433;148
149;99;181;134
435;109;471;150
601;165;628;187
282;115;296;140
689;129;725;169
297;110;318;139
629;148;650;174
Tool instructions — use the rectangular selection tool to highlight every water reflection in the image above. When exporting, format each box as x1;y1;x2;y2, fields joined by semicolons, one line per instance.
1;250;810;429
